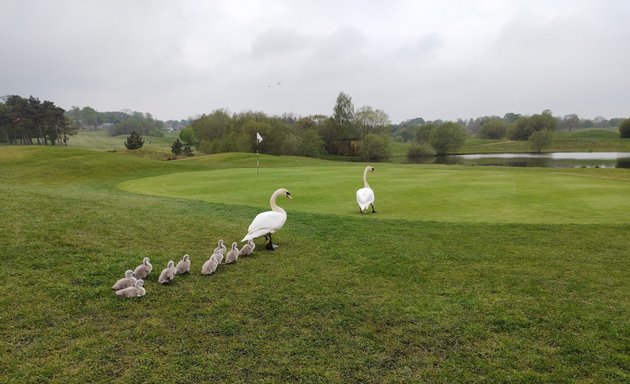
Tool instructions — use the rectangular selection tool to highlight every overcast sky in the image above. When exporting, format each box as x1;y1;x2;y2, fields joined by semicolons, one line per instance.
1;0;628;123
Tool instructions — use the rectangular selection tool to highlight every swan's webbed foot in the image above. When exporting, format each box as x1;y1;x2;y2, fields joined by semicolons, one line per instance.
371;204;376;213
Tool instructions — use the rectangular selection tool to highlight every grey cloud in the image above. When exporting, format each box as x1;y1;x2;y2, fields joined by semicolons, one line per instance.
249;28;313;59
314;26;367;58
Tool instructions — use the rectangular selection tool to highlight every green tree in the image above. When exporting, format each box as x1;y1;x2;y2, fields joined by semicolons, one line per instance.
529;110;557;132
171;138;183;155
416;124;436;143
297;129;324;157
191;109;232;152
430;122;466;155
562;114;579;133
0;95;73;145
183;144;194;157
81;106;100;129
619;119;630;138
358;133;392;161
355;106;391;138
124;131;144;150
529;130;553;153
407;142;435;159
509;117;532;140
509;110;556;141
332;92;355;131
179;126;195;144
325;92;357;155
479;118;507;139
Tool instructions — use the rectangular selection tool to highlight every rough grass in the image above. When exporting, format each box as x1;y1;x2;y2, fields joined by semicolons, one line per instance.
1;147;628;383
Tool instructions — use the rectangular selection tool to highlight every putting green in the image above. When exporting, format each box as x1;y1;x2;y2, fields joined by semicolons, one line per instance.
118;164;630;224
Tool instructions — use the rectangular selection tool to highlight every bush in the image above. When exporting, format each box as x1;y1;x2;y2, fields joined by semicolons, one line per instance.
430;122;466;155
416;124;436;143
529;130;553;153
297;129;324;158
124;131;144;150
407;142;435;159
171;138;183;155
509;111;556;141
619;118;630;138
183;145;194;157
479;119;507;139
358;134;392;161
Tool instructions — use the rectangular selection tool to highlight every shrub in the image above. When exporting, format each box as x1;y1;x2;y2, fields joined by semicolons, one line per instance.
358;133;392;161
416;124;436;143
183;145;194;157
529;130;553;153
171;138;183;155
619;118;630;138
479;119;508;139
407;142;435;159
430;122;466;155
124;131;144;150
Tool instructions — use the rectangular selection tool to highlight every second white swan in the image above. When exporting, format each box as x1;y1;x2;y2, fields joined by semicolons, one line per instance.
356;166;376;213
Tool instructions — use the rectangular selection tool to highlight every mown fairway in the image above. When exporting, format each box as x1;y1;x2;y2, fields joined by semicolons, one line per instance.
120;163;630;224
1;146;629;383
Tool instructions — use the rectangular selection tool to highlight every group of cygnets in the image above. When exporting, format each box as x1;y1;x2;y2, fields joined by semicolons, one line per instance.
112;169;377;299
112;239;256;298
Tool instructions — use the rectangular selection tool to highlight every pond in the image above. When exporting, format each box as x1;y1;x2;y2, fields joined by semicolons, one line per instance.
407;152;630;168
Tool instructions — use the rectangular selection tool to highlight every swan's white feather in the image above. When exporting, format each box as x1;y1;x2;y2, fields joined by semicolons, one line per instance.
241;211;287;242
356;187;374;210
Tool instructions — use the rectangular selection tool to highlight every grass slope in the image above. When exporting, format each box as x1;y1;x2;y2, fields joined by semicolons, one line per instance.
1;147;628;383
461;129;630;154
66;130;180;154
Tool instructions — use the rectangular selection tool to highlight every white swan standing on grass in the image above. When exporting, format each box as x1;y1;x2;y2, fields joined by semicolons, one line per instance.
112;270;137;291
241;188;292;250
356;166;376;214
115;279;146;298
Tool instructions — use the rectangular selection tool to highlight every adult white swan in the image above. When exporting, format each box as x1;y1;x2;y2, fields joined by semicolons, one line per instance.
241;188;292;250
356;166;376;213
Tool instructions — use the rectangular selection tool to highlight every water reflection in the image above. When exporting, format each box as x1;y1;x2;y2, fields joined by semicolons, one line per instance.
407;152;630;168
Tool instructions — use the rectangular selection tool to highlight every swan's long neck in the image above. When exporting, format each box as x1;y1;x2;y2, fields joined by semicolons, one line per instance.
270;190;286;213
363;167;371;189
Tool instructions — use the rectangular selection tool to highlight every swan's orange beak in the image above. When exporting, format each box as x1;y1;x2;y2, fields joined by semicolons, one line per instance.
286;192;293;199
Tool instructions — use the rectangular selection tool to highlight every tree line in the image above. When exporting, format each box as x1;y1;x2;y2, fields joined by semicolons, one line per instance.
65;106;168;137
184;93;628;160
397;110;630;157
0;95;77;145
180;92;394;161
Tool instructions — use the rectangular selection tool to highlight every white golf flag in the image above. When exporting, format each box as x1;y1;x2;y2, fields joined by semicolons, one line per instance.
256;132;263;144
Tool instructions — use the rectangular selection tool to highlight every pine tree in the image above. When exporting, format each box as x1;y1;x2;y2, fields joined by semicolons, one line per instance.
171;138;183;155
124;131;144;150
183;144;194;157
